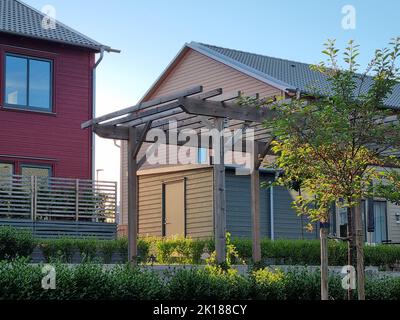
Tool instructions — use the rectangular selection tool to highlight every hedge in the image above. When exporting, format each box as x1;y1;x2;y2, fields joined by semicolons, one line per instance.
0;260;399;300
1;227;400;267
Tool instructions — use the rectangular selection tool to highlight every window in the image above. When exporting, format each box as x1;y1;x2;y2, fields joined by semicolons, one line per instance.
197;148;208;164
5;54;52;111
0;163;13;176
372;201;388;243
21;165;51;178
0;163;14;189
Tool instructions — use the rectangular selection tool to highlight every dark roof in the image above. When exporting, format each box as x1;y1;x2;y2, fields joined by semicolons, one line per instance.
0;0;115;52
188;42;400;110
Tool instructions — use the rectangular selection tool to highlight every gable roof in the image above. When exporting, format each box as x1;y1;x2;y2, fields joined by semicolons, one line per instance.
0;0;117;52
186;41;400;110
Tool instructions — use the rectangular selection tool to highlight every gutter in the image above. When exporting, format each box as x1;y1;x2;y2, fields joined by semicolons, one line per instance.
91;46;121;180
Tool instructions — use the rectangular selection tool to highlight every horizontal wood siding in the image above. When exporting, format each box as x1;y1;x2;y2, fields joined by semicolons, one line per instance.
149;48;281;99
0;33;94;180
387;202;400;242
274;186;318;240
138;167;213;239
226;170;318;240
225;170;270;238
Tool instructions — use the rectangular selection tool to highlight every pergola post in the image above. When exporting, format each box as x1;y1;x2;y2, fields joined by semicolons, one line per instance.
251;142;261;263
214;118;227;264
127;122;152;266
127;127;139;266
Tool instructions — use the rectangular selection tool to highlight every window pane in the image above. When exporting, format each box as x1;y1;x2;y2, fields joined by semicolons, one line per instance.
21;166;51;177
5;56;27;106
373;202;387;243
0;163;13;176
29;59;51;110
197;148;208;164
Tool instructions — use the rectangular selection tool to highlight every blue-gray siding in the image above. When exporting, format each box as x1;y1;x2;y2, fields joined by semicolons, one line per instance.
225;170;318;240
0;219;117;239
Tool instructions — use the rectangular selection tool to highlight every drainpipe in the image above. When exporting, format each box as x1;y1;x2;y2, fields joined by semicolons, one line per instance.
91;47;105;180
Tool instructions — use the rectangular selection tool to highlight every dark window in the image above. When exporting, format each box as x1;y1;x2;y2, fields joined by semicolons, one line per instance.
5;54;52;112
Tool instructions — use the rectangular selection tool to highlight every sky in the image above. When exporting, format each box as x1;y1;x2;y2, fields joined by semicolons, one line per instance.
24;0;400;202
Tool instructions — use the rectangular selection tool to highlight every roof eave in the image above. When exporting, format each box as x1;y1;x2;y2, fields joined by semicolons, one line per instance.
0;30;119;53
187;41;296;93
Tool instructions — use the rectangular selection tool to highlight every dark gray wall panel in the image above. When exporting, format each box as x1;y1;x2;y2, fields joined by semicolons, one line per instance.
225;171;318;240
0;219;117;240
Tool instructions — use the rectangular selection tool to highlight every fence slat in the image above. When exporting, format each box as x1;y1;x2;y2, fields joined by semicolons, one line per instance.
0;174;116;223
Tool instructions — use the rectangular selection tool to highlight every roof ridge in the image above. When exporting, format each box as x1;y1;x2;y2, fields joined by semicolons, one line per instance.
195;42;318;68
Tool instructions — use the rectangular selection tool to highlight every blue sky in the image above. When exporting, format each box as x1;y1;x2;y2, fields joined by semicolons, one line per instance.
24;0;400;191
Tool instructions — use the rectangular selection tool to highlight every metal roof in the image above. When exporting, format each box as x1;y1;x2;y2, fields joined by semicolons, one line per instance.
0;0;116;52
188;42;400;110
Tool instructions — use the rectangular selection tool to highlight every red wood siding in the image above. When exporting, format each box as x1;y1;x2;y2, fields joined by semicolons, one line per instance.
0;33;94;179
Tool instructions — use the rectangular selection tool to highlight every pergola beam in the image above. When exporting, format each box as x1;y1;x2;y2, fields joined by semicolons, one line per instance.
81;85;203;129
93;125;129;140
103;101;181;127
179;97;276;122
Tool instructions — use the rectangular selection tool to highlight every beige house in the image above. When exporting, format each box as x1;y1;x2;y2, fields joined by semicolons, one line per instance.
119;42;400;243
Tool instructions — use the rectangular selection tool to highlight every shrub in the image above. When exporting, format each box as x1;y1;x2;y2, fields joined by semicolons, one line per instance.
40;238;77;263
0;260;400;300
155;237;212;264
251;268;285;300
1;226;400;268
0;227;35;261
167;267;252;300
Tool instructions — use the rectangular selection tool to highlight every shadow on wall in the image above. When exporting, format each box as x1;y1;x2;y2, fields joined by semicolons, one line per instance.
225;171;318;240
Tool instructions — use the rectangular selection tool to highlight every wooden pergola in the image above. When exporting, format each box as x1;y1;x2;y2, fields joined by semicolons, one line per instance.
82;86;278;264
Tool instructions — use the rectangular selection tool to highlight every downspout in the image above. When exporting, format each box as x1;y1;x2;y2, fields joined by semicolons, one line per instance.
91;47;105;180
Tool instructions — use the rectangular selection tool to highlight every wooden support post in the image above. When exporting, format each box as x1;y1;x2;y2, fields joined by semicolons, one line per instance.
128;127;139;266
30;176;36;221
251;142;261;263
213;118;226;264
75;180;80;222
354;203;365;300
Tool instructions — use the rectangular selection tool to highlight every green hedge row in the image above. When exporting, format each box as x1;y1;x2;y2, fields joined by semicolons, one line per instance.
1;260;400;300
1;227;400;267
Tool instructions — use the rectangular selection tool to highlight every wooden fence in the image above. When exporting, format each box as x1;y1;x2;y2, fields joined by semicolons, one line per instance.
0;175;117;224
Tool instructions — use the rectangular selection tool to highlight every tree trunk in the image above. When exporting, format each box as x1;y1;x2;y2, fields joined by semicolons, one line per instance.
346;206;355;300
354;203;366;300
320;224;329;300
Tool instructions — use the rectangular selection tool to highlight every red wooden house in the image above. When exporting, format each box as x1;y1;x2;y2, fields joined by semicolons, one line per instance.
0;0;118;179
0;0;119;238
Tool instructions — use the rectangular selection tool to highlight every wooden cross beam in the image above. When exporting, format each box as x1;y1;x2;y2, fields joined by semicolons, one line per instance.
179;97;276;122
81;85;203;129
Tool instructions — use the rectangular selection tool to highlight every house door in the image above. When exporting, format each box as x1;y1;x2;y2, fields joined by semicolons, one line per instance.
163;180;185;237
372;201;388;243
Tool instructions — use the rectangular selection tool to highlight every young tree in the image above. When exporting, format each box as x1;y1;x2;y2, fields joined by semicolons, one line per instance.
263;38;400;300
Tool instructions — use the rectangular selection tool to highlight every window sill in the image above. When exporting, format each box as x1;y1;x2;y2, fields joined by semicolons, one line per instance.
0;106;56;116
